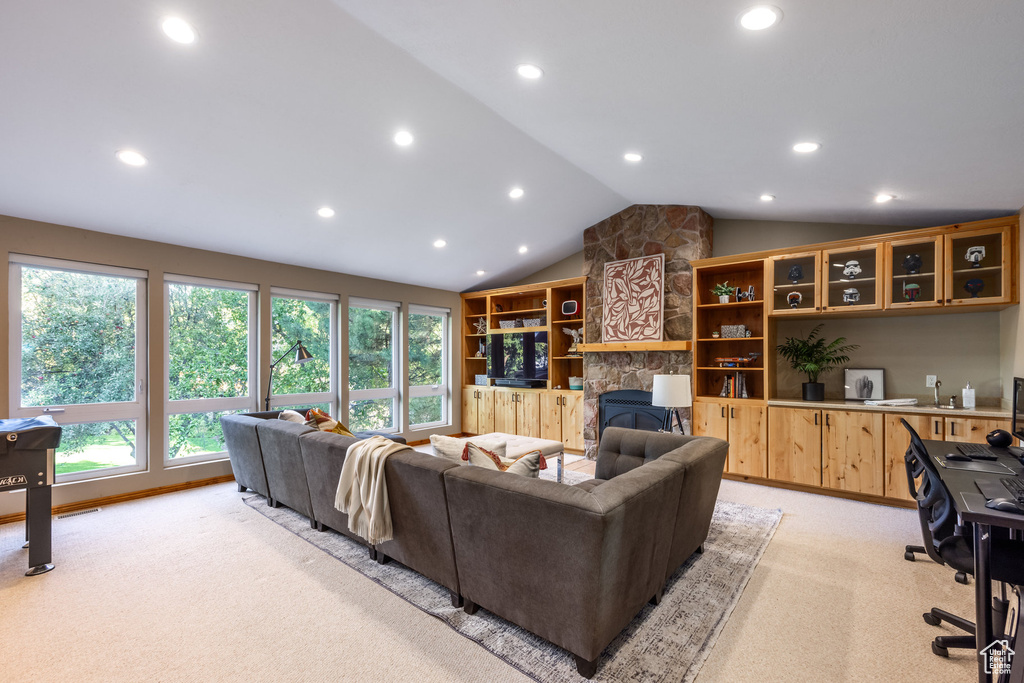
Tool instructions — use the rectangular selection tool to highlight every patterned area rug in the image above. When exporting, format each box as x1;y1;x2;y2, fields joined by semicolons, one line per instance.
243;484;780;682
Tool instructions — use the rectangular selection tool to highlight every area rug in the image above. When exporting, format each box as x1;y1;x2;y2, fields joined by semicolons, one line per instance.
243;488;781;682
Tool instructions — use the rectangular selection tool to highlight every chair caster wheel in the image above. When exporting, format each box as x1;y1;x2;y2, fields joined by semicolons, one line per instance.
923;613;941;626
955;572;969;585
931;642;949;657
904;551;916;561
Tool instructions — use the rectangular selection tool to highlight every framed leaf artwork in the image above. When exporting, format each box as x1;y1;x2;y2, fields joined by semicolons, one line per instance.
602;254;665;342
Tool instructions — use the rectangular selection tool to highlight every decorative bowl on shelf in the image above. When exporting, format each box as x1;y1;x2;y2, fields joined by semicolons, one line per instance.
498;320;517;329
523;317;542;327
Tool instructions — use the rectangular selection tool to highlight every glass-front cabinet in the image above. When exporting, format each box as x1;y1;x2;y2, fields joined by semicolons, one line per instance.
768;251;820;315
944;225;1013;306
822;244;883;312
885;236;943;309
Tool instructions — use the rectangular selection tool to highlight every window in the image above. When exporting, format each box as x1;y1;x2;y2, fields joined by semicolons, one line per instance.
269;289;337;414
9;256;147;482
348;299;398;432
408;305;449;428
165;276;256;463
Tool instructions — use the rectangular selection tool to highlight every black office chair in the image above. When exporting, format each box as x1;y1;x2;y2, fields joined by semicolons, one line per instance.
901;420;969;585
901;418;1024;656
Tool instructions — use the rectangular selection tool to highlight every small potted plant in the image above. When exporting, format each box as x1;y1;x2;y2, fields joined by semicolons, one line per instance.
711;282;733;304
776;324;859;401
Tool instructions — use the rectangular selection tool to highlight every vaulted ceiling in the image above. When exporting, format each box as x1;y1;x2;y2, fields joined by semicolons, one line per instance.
2;1;1022;291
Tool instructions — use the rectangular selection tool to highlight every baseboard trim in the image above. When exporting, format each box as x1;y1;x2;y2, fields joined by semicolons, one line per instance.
722;473;916;509
0;474;236;526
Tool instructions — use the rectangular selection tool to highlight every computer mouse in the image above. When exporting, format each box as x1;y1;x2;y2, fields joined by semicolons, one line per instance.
985;498;1023;513
945;453;972;462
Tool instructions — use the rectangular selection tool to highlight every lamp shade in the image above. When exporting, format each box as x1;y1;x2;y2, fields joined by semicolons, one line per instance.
295;342;314;365
651;374;692;408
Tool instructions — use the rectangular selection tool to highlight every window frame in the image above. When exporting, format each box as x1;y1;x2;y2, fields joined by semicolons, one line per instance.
407;303;450;430
164;274;258;466
268;287;339;415
347;297;400;433
9;255;149;483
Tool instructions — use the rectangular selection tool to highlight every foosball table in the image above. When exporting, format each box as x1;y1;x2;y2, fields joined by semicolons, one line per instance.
1;416;62;576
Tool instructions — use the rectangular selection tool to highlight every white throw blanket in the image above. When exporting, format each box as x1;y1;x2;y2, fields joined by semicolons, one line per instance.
334;436;411;545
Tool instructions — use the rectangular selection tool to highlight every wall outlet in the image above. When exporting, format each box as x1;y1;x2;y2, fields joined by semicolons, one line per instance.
926;375;937;388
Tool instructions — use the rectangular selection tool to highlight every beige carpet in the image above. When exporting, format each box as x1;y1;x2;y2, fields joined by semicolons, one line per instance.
0;478;980;682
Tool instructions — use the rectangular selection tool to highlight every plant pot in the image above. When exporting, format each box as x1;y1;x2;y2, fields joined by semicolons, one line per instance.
718;295;730;304
802;382;825;401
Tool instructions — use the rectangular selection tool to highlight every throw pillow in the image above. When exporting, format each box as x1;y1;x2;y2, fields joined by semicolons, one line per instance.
430;434;506;464
304;408;356;437
278;409;306;423
463;442;546;478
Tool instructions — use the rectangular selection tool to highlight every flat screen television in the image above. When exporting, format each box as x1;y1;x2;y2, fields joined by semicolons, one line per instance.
488;331;548;388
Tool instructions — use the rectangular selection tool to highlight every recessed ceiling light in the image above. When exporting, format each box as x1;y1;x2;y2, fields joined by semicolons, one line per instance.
394;130;414;146
760;194;775;202
624;152;643;162
516;64;543;79
161;17;197;44
875;193;895;203
476;270;486;276
518;246;528;254
433;239;447;248
792;142;821;153
116;149;147;167
739;6;782;31
509;187;525;199
317;207;335;218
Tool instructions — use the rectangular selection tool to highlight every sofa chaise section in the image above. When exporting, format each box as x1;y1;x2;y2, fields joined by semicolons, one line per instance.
220;414;271;498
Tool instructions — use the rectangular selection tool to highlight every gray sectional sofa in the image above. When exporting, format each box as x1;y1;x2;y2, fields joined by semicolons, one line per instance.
221;413;728;679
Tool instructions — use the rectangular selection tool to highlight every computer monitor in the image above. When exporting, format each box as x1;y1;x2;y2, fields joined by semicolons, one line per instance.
1013;376;1024;446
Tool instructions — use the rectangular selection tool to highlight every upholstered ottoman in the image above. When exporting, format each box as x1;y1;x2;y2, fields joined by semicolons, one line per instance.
474;432;566;482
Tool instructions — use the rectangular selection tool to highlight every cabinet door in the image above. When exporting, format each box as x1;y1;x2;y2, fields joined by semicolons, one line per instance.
462;387;479;435
945;416;1004;444
540;392;562;442
768;251;820;315
693;401;729;440
823;410;884;495
822;244;883;312
728;403;767;478
493;389;516;434
885;236;944;309
883;413;936;501
517;392;541;438
477;387;495;434
768;407;822;485
561;392;584;451
944;225;1013;306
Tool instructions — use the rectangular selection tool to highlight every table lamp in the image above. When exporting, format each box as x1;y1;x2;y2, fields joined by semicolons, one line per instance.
264;339;314;410
652;373;692;434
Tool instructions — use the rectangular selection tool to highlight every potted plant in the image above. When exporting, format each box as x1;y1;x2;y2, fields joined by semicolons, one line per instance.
711;282;733;304
776;324;859;401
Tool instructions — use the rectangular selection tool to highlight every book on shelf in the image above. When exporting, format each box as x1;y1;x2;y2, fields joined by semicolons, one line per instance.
718;372;749;399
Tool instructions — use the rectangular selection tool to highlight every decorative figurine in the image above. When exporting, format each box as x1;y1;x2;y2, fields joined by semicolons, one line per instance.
966;245;986;267
473;318;487;335
964;278;985;298
787;291;802;308
843;287;860;304
477;340;485;357
902;282;921;302
737;285;756;301
842;260;862;279
902;253;923;274
563;327;583;355
788;264;804;284
711;331;720;338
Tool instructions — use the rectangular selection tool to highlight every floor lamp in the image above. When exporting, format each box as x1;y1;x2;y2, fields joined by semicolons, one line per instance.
652;374;692;435
265;340;314;410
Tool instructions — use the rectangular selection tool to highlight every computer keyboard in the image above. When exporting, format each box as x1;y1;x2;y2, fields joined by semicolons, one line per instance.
957;442;992;456
1001;477;1024;502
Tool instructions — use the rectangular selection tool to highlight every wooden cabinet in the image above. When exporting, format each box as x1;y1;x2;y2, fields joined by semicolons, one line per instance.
767;251;821;315
462;386;494;436
694;399;767;477
493;388;541;438
944;224;1014;306
540;390;584;451
823;410;884;496
768;406;822;485
885;235;944;309
822;244;883;312
944;416;1004;444
883;413;937;501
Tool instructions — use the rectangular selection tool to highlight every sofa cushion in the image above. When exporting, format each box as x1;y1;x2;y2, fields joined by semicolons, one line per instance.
573;478;605;493
278;409;306;423
429;434;506;464
304;408;355;437
596;427;699;479
463;442;546;478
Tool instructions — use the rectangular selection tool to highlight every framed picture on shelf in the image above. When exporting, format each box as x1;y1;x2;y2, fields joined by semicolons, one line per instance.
844;368;884;401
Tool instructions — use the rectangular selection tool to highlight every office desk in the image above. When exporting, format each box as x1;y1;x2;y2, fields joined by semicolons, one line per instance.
924;439;1024;683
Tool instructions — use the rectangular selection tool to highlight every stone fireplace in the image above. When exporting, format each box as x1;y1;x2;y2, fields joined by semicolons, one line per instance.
582;205;713;458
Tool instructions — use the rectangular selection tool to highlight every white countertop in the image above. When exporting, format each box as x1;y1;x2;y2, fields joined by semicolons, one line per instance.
767;398;1010;420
